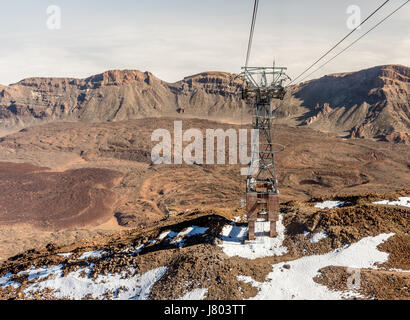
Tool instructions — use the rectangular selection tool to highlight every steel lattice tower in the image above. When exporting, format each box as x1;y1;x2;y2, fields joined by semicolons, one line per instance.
241;66;290;241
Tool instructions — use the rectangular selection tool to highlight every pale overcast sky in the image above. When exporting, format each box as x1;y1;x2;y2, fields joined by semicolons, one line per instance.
0;0;409;85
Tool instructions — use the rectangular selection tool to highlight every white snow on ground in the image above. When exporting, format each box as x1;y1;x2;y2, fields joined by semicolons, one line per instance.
220;224;248;241
18;264;64;281
0;273;10;286
178;288;208;300
120;244;145;255
77;250;107;260
219;215;288;260
315;200;346;209
373;197;410;208
0;272;19;288
57;253;72;258
390;268;410;273
168;226;209;247
122;225;209;255
133;244;145;254
158;230;176;240
238;233;394;300
3;264;168;300
310;230;328;243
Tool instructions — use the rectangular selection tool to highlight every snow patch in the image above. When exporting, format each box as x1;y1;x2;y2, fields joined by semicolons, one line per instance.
132;244;145;254
57;253;72;258
310;230;328;243
220;224;248;242
373;197;410;208
0;273;19;288
19;264;63;282
315;200;346;209
18;265;167;300
169;226;209;247
389;268;410;273
239;233;394;300
219;215;288;260
158;230;174;240
77;250;107;260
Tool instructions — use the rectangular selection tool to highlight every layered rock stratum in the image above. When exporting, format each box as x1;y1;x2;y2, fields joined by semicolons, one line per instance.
0;65;408;143
276;64;410;144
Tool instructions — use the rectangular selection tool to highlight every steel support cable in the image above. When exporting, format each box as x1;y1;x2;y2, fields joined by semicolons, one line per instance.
245;0;259;68
288;0;391;85
298;0;409;83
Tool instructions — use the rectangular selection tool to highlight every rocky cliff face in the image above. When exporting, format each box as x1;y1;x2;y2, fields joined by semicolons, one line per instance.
0;70;247;130
276;65;410;143
0;65;409;143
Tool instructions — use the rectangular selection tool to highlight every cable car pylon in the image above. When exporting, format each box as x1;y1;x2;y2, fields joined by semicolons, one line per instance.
240;0;291;241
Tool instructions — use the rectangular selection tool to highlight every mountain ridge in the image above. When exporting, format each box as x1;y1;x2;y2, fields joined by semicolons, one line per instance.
0;64;408;143
274;64;409;143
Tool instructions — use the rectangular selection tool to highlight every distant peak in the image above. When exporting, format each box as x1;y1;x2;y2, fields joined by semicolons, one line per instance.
182;71;241;86
85;69;160;86
298;64;410;86
184;71;236;79
327;64;409;78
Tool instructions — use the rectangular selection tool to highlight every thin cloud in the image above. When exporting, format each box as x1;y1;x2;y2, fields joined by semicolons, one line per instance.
0;0;408;85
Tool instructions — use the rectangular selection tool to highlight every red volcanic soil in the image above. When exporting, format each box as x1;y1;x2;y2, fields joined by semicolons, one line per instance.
0;162;123;230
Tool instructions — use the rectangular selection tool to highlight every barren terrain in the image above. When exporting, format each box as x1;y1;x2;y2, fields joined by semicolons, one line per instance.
0;162;122;229
0;192;408;300
1;65;409;143
0;117;409;263
0;113;408;300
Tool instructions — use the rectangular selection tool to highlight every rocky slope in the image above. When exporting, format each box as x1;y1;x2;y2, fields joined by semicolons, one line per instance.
0;117;409;261
275;64;410;143
0;65;408;143
0;70;246;130
0;192;408;300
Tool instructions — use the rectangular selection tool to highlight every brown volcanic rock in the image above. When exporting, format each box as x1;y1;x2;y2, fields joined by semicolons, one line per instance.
0;193;408;300
1;117;409;211
277;65;410;142
0;70;247;129
381;131;410;144
0;162;123;230
0;117;409;261
1;65;408;143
